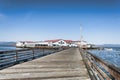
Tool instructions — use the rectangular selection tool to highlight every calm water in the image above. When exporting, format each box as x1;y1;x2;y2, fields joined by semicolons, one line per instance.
88;47;120;68
0;46;22;51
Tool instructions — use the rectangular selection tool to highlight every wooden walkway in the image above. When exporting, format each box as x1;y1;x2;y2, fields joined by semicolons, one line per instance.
0;48;90;80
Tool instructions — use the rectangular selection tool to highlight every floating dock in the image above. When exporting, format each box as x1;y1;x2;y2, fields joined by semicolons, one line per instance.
0;48;90;80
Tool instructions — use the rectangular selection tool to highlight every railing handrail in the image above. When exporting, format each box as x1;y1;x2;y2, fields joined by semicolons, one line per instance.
0;47;68;70
87;51;120;73
81;49;120;80
0;46;67;54
0;48;32;54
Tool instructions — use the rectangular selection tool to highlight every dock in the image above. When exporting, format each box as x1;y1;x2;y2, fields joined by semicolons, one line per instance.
0;48;90;80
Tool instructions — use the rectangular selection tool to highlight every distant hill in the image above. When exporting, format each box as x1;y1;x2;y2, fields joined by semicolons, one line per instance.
0;42;16;47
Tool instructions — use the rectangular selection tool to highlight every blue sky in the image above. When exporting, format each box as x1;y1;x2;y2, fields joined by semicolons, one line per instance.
0;0;120;44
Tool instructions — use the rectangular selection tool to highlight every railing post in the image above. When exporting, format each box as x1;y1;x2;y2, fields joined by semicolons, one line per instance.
15;51;18;63
32;48;35;59
43;48;44;55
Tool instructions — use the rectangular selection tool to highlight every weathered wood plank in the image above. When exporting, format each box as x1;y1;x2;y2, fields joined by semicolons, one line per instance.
0;48;90;80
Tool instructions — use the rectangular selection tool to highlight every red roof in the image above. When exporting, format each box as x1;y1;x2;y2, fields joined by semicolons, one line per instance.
73;40;86;42
64;40;73;43
20;41;37;43
45;39;61;43
45;39;73;43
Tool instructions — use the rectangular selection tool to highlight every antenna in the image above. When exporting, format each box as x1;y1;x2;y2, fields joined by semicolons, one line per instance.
80;24;83;42
80;24;83;48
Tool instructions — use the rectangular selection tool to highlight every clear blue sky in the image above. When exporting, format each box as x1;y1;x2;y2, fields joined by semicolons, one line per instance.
0;0;120;44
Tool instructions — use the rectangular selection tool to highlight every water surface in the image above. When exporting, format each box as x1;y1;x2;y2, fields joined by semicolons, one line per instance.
88;47;120;68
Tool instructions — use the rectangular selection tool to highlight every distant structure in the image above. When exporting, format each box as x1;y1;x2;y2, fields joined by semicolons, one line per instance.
16;26;91;48
16;39;78;48
80;25;83;46
79;25;91;48
16;41;37;48
45;39;73;47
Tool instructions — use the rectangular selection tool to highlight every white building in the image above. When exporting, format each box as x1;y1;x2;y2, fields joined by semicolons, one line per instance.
72;40;90;48
16;39;91;48
35;41;52;47
45;39;73;47
16;41;38;48
16;41;25;47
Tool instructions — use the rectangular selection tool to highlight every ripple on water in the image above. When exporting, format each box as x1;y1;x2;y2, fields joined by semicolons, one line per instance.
88;49;120;68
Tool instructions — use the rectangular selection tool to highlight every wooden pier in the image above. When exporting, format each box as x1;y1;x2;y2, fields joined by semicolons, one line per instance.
0;48;90;80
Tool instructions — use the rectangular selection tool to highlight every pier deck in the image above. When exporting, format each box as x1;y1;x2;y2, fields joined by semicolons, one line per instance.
0;48;90;80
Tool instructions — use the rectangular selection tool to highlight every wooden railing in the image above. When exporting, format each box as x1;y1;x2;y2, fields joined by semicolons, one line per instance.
80;49;120;80
0;47;65;70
